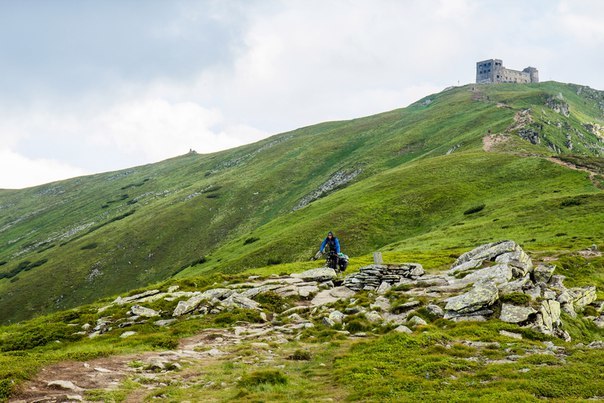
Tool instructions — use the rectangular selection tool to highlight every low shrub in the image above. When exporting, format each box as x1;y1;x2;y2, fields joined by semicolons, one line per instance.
243;237;260;245
238;369;287;388
288;349;311;361
463;204;485;215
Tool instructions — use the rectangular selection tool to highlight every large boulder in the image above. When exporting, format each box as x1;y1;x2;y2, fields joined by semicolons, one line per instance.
221;294;260;310
445;283;499;314
500;304;536;323
453;240;519;267
130;305;160;318
460;264;513;286
292;268;337;282
538;300;561;333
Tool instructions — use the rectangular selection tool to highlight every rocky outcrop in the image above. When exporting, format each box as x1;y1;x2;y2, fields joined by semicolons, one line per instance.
293;169;362;211
91;241;601;343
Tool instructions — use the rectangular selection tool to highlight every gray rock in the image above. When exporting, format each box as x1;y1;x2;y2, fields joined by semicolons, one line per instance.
221;294;260;310
47;380;83;392
370;296;391;312
561;303;576;318
298;285;320;298
113;289;161;305
533;264;556;283
120;331;137;338
495;249;533;276
448;259;483;276
542;289;557;300
291;267;337;282
394;325;413;334
444;308;493;320
499;276;531;295
130;305;160;318
322;317;336;327
524;285;542;300
539;300;561;333
329;310;345;324
173;295;205;317
593;316;604;329
499;330;523;340
588;341;604;349
500;304;536;323
548;275;566;290
311;286;355;306
460;264;513;286
154;319;176;327
426;304;444;317
445;283;499;314
453;240;519;267
365;311;383;323
376;282;392;295
570;286;597;309
408;316;428;327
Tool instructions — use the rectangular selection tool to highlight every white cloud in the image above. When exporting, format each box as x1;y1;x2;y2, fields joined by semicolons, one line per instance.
90;98;266;158
0;149;86;189
2;0;604;189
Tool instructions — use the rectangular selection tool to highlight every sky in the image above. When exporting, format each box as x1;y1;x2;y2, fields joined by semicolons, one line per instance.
1;0;603;189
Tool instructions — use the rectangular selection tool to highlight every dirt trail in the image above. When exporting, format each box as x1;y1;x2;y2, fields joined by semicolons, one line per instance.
547;157;602;187
10;324;281;402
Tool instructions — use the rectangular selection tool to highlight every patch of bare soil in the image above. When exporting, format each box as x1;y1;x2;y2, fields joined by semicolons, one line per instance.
10;325;276;403
482;133;510;152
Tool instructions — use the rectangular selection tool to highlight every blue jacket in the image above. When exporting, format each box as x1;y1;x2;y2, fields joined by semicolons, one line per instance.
320;237;340;253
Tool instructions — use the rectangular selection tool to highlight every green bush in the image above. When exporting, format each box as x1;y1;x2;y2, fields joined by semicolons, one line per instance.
463;204;485;215
288;349;312;360
346;319;371;332
238;369;287;388
0;379;12;399
243;237;260;245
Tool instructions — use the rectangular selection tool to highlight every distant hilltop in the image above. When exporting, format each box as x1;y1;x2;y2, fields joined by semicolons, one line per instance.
476;58;539;84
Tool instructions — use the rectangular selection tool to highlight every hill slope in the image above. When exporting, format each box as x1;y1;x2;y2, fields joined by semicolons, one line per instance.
1;81;604;323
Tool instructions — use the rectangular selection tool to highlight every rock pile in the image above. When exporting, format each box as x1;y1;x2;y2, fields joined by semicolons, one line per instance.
342;263;425;291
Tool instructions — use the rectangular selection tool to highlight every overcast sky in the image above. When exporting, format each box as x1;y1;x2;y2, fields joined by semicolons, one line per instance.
1;0;603;189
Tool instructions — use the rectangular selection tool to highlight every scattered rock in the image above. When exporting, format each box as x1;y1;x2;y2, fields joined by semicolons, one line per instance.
370;296;391;312
365;311;383;324
376;281;392;295
328;310;345;324
291;267;337;282
120;331;137;338
130;305;160;318
499;330;523;340
408;316;427;327
47;380;83;392
426;304;444;317
394;325;413;334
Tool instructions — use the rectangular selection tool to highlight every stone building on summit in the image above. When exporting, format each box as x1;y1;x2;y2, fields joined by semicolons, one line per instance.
476;59;539;84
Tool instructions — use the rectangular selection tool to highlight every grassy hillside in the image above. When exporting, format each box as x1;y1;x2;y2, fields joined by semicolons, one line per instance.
1;81;603;323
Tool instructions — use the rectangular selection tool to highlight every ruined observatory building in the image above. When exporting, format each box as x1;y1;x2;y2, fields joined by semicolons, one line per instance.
476;59;539;84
